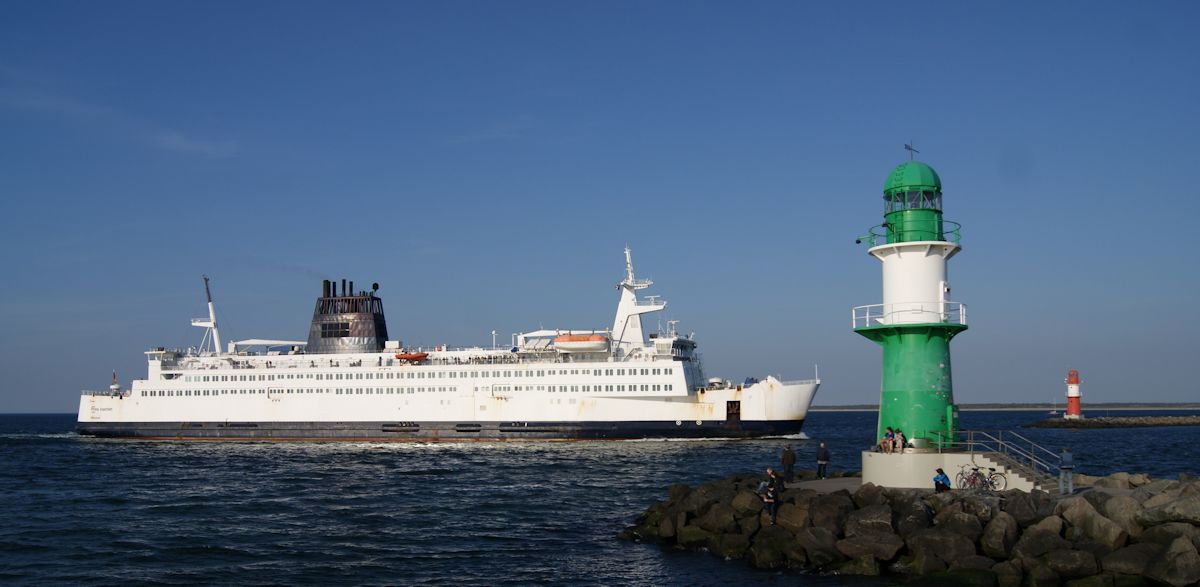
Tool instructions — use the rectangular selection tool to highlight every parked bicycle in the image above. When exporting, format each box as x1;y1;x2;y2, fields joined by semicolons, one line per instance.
956;464;1007;491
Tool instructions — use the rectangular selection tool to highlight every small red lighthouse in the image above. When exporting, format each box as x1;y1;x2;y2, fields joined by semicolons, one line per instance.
1064;369;1082;420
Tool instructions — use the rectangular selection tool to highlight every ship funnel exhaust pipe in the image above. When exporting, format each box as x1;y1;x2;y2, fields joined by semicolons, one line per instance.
341;279;347;297
323;280;330;298
350;281;354;296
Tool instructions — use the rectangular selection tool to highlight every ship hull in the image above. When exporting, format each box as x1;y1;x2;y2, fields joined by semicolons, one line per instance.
76;418;805;441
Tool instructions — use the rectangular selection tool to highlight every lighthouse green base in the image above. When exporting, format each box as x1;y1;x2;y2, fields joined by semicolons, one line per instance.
856;322;967;445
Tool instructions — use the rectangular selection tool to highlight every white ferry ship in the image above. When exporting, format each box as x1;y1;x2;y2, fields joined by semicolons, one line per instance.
78;249;820;440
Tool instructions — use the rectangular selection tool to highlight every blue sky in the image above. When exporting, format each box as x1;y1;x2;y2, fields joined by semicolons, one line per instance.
2;2;1198;411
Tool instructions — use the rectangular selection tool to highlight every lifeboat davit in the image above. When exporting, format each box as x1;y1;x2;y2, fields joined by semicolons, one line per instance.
553;334;609;353
395;352;429;362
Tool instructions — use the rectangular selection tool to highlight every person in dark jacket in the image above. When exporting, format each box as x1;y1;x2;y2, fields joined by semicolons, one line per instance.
815;441;831;479
934;468;951;492
780;445;796;482
760;467;783;525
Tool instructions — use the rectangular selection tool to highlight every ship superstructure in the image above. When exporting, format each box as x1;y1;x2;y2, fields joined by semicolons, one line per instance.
78;249;820;440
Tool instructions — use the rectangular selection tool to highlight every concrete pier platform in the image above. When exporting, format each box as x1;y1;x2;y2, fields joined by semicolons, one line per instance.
787;476;862;494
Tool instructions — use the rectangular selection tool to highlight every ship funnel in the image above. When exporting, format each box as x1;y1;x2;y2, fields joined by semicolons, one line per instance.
305;277;390;354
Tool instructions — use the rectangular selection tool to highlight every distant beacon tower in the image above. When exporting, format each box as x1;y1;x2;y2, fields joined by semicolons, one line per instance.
1064;369;1083;420
854;159;967;447
306;279;389;354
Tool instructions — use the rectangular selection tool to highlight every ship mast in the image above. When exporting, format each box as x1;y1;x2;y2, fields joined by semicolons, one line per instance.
610;247;666;357
191;275;223;355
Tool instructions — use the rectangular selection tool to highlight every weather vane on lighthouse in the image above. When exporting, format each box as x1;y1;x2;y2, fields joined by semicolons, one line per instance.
904;141;919;160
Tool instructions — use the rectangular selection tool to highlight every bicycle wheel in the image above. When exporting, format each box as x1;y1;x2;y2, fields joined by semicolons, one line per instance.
955;471;968;489
988;472;1007;491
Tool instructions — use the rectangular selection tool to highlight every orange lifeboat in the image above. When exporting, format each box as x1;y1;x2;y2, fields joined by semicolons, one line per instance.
395;352;429;363
553;334;609;353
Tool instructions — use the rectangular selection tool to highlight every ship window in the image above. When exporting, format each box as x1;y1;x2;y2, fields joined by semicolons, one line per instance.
321;322;350;338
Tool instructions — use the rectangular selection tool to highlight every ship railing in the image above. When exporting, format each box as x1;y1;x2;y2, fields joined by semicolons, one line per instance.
852;302;967;329
80;390;128;397
633;298;667;307
780;379;820;386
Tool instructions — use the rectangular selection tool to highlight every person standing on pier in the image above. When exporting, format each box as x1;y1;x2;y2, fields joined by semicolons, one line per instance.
780;445;796;482
761;468;783;525
1059;447;1075;495
815;441;831;479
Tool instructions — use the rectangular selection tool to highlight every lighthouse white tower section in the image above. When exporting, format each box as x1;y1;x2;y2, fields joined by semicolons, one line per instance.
1065;369;1083;420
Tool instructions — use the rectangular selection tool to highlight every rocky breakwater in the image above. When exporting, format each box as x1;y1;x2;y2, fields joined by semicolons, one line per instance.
619;471;1200;586
1030;416;1200;429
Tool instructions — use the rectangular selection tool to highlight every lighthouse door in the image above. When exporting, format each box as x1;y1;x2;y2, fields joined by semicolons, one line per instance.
725;401;741;430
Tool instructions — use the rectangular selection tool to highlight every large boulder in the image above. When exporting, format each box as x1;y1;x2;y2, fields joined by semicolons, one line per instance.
836;554;881;576
1102;495;1144;539
730;489;764;516
1025;562;1061;587
694;502;738;534
736;512;760;536
1030;515;1065;536
1132;479;1179;502
907;527;977;568
774;502;810;534
675;525;713;549
809;493;854;537
1059;496;1128;551
1094;475;1132;490
746;524;792;569
962;494;1001;523
853;482;888;508
1137;521;1200;550
836;532;904;561
991;560;1023;587
678;483;733;517
710;533;750;559
795;526;844;567
1011;529;1072;568
1101;542;1164;575
1043;549;1099;579
1135;495;1200;526
935;509;984;542
844;504;894;537
1144;536;1200;587
656;513;676;539
980;511;1020;558
894;496;933;537
1001;490;1039;527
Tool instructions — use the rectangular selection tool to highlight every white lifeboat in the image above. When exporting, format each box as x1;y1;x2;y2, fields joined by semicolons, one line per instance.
553;334;609;353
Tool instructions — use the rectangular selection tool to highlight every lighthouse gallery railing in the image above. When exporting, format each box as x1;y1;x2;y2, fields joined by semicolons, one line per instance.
851;302;967;329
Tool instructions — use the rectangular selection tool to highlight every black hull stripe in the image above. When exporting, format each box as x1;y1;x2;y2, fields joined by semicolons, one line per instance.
76;420;805;441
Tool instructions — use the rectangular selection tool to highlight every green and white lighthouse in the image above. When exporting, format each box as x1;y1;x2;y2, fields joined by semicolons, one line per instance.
853;158;967;449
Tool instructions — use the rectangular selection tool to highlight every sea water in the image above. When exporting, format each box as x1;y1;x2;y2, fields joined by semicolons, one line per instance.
1;411;1197;586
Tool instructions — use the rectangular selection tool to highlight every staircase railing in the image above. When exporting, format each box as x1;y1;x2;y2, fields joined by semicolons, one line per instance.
930;429;1062;484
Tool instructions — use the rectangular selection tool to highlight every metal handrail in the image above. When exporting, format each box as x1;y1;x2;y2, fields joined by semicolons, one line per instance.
852;302;967;329
932;429;1062;482
860;220;963;247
